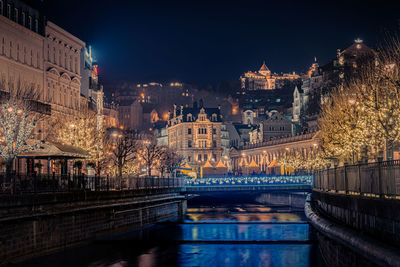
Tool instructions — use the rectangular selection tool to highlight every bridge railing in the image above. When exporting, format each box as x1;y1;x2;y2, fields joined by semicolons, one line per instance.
185;175;313;187
0;173;184;195
313;160;400;197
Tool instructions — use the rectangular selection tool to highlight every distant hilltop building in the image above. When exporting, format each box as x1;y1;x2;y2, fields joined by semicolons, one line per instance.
241;61;300;90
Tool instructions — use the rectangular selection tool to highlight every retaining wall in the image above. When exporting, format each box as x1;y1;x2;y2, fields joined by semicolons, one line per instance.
0;192;186;265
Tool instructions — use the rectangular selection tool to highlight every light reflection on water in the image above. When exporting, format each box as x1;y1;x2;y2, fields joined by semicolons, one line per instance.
185;212;303;222
181;223;309;241
177;244;312;267
22;201;323;267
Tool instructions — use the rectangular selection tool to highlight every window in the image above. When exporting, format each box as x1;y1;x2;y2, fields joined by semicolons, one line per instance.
212;128;216;134
16;44;19;60
204;154;208;161
7;4;10;18
14;8;18;22
9;41;12;58
188;128;191;135
34;19;38;32
212;154;216;161
213;141;216;148
188;140;192;148
198;154;202;161
28;16;32;30
188;156;191;162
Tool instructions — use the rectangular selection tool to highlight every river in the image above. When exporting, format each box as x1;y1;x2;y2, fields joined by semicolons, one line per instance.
22;192;325;267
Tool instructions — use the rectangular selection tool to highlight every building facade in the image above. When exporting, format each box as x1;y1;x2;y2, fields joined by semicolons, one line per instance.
231;132;319;175
167;102;223;168
241;62;300;91
44;21;84;119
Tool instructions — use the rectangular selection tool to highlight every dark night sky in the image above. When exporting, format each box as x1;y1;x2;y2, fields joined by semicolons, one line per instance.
41;0;400;85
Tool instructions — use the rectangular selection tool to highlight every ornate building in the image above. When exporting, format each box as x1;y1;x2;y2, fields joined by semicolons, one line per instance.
249;110;293;144
241;62;300;90
231;132;319;175
167;101;223;168
44;21;84;118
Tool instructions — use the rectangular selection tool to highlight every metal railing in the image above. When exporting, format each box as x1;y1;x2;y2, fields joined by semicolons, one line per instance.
185;175;313;187
0;173;184;195
314;160;400;197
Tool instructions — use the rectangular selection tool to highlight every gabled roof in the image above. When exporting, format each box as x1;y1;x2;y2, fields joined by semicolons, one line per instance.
202;160;214;168
248;159;259;167
259;61;270;72
342;40;374;58
172;106;222;122
215;160;227;168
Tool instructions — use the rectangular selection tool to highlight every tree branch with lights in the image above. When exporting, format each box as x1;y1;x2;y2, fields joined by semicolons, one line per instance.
0;80;45;174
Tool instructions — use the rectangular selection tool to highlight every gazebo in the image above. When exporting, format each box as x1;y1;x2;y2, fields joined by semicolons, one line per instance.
17;142;90;175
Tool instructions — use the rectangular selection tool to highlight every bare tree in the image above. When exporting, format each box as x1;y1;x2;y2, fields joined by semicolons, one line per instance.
109;131;139;177
0;79;45;174
140;139;165;177
164;149;185;177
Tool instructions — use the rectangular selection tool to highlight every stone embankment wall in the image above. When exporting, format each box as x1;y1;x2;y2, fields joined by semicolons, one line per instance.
0;191;186;265
312;190;400;246
256;192;307;208
306;191;400;267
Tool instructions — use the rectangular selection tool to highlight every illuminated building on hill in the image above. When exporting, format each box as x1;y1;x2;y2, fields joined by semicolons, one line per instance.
241;62;300;90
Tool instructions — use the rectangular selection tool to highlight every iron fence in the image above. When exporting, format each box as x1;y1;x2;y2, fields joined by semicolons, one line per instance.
0;173;184;194
313;160;400;197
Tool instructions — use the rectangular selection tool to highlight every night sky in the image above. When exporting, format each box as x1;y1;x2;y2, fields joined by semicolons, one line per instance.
41;0;400;85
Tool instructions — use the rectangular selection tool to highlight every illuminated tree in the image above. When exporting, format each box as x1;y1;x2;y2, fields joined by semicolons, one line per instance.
157;148;184;177
140;139;165;177
52;109;109;175
0;81;44;174
319;37;400;163
109;131;139;177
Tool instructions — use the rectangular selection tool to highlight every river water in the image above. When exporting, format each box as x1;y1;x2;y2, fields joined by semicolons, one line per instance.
23;193;325;267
